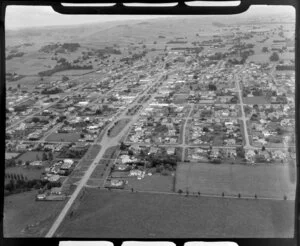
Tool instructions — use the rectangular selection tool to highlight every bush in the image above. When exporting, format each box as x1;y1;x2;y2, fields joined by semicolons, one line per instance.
269;52;280;62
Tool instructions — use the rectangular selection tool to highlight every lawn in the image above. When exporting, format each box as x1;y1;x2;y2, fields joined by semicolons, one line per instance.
175;163;296;199
4;190;67;237
243;96;269;104
84;144;102;160
90;164;107;179
109;118;130;138
45;133;81;142
102;146;119;159
17;151;49;162
56;188;295;238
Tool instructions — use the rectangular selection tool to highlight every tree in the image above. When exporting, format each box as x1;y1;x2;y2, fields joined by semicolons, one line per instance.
236;146;245;158
208;83;217;91
261;146;266;151
42;152;48;161
276;127;284;135
17;160;22;165
269;52;280;62
120;142;127;151
17;84;20;90
25;161;30;167
203;127;209;132
48;152;54;161
13;173;17;180
262;47;269;53
32;117;40;123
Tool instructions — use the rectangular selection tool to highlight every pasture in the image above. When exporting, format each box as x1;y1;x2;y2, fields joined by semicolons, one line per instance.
175;162;296;199
56;188;295;238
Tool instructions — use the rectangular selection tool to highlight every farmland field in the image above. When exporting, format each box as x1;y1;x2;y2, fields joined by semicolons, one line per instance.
4;190;66;237
45;133;81;142
56;188;294;238
175;163;296;199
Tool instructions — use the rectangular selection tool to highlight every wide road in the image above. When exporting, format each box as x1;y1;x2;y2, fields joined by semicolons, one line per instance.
235;67;253;149
45;60;169;237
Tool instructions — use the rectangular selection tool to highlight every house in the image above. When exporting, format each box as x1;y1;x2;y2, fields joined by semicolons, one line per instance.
245;150;256;163
30;161;43;166
129;169;143;176
48;174;60;182
167;147;176;155
51;187;62;195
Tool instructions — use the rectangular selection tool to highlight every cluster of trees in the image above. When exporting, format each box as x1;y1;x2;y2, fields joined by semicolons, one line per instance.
6;51;25;60
120;51;147;64
31;117;49;124
208;83;217;91
41;151;54;161
58;146;88;159
166;40;188;44
39;43;80;53
41;87;63;95
4;178;61;196
269;52;280;62
262;47;269;53
38;58;93;77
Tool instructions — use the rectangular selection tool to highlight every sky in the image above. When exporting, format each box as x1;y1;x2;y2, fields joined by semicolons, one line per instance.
5;4;295;30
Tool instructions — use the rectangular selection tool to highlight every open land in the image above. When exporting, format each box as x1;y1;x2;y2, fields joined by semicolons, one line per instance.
4;191;66;237
175;162;296;199
56;188;295;238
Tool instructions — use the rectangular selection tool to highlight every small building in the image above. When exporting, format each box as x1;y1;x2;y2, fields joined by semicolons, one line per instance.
48;174;60;182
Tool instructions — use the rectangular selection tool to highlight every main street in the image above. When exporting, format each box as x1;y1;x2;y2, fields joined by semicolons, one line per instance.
45;60;170;237
235;66;254;149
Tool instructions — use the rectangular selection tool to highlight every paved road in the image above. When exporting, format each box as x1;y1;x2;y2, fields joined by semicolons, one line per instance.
235;67;254;149
181;105;194;161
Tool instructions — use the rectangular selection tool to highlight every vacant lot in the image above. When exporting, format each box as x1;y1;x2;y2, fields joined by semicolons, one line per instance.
124;173;175;192
56;188;294;238
109;118;130;138
45;133;80;142
243;96;269;104
175;163;296;199
4;190;66;237
17;151;47;162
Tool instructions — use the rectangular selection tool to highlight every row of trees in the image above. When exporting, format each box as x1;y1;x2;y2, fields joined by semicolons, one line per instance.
5;173;28;181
